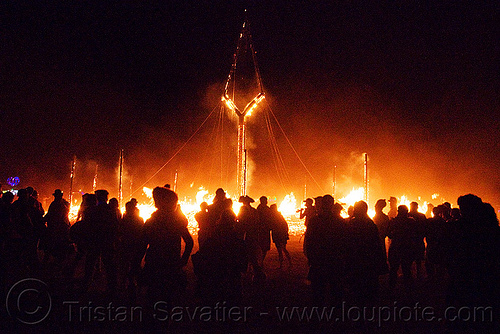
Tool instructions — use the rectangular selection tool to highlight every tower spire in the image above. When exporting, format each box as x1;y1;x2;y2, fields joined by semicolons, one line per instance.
222;14;265;197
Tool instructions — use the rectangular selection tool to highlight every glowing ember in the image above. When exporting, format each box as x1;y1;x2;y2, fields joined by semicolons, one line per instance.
285;217;307;236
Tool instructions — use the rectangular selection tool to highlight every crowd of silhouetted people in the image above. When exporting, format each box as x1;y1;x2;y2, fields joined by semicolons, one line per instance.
1;185;499;317
302;194;500;310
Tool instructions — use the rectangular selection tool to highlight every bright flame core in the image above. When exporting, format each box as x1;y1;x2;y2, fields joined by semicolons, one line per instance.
221;92;265;118
278;192;297;216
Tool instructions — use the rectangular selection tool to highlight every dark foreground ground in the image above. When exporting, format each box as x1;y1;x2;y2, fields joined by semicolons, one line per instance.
1;235;498;333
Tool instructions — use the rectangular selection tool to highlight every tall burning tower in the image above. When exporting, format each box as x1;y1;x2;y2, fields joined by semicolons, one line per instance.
222;18;265;197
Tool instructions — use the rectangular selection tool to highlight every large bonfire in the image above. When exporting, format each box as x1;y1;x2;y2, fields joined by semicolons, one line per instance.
69;186;434;237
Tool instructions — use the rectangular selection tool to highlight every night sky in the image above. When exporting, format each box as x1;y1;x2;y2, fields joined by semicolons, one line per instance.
1;1;498;209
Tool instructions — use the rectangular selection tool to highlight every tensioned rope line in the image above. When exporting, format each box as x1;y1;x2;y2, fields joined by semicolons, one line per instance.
191;105;222;189
264;111;285;190
206;105;224;189
211;105;225;189
219;106;224;186
267;110;292;187
266;103;325;194
131;104;220;196
264;108;289;193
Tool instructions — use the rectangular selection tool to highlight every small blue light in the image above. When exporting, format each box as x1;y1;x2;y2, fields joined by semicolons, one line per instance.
7;177;20;187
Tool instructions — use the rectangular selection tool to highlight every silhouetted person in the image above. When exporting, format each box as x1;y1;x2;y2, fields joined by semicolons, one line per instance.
256;196;272;264
424;205;448;278
118;199;144;301
408;202;427;278
136;186;193;307
67;193;97;278
108;197;122;221
347;205;354;221
481;202;499;227
387;197;398;220
0;191;14;294
270;204;291;268
373;199;390;246
193;198;246;305
332;202;344;219
446;194;500;311
301;198;317;255
81;189;119;295
10;188;38;274
43;189;71;267
237;195;265;282
346;201;388;304
206;188;227;243
76;193;93;222
314;196;323;213
26;186;45;252
387;205;417;289
195;201;210;248
450;208;461;222
373;197;392;285
304;194;346;305
442;202;452;222
0;192;14;242
299;198;316;227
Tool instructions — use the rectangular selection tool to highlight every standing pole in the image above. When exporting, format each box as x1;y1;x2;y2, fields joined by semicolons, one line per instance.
221;17;265;197
69;155;76;207
304;176;307;200
237;115;246;197
93;164;98;193
129;175;133;201
243;148;248;196
118;149;124;207
174;170;179;193
333;165;337;198
364;153;369;204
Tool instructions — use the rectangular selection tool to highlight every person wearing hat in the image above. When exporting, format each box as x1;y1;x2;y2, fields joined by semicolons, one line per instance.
299;198;316;228
238;195;254;204
26;187;45;260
